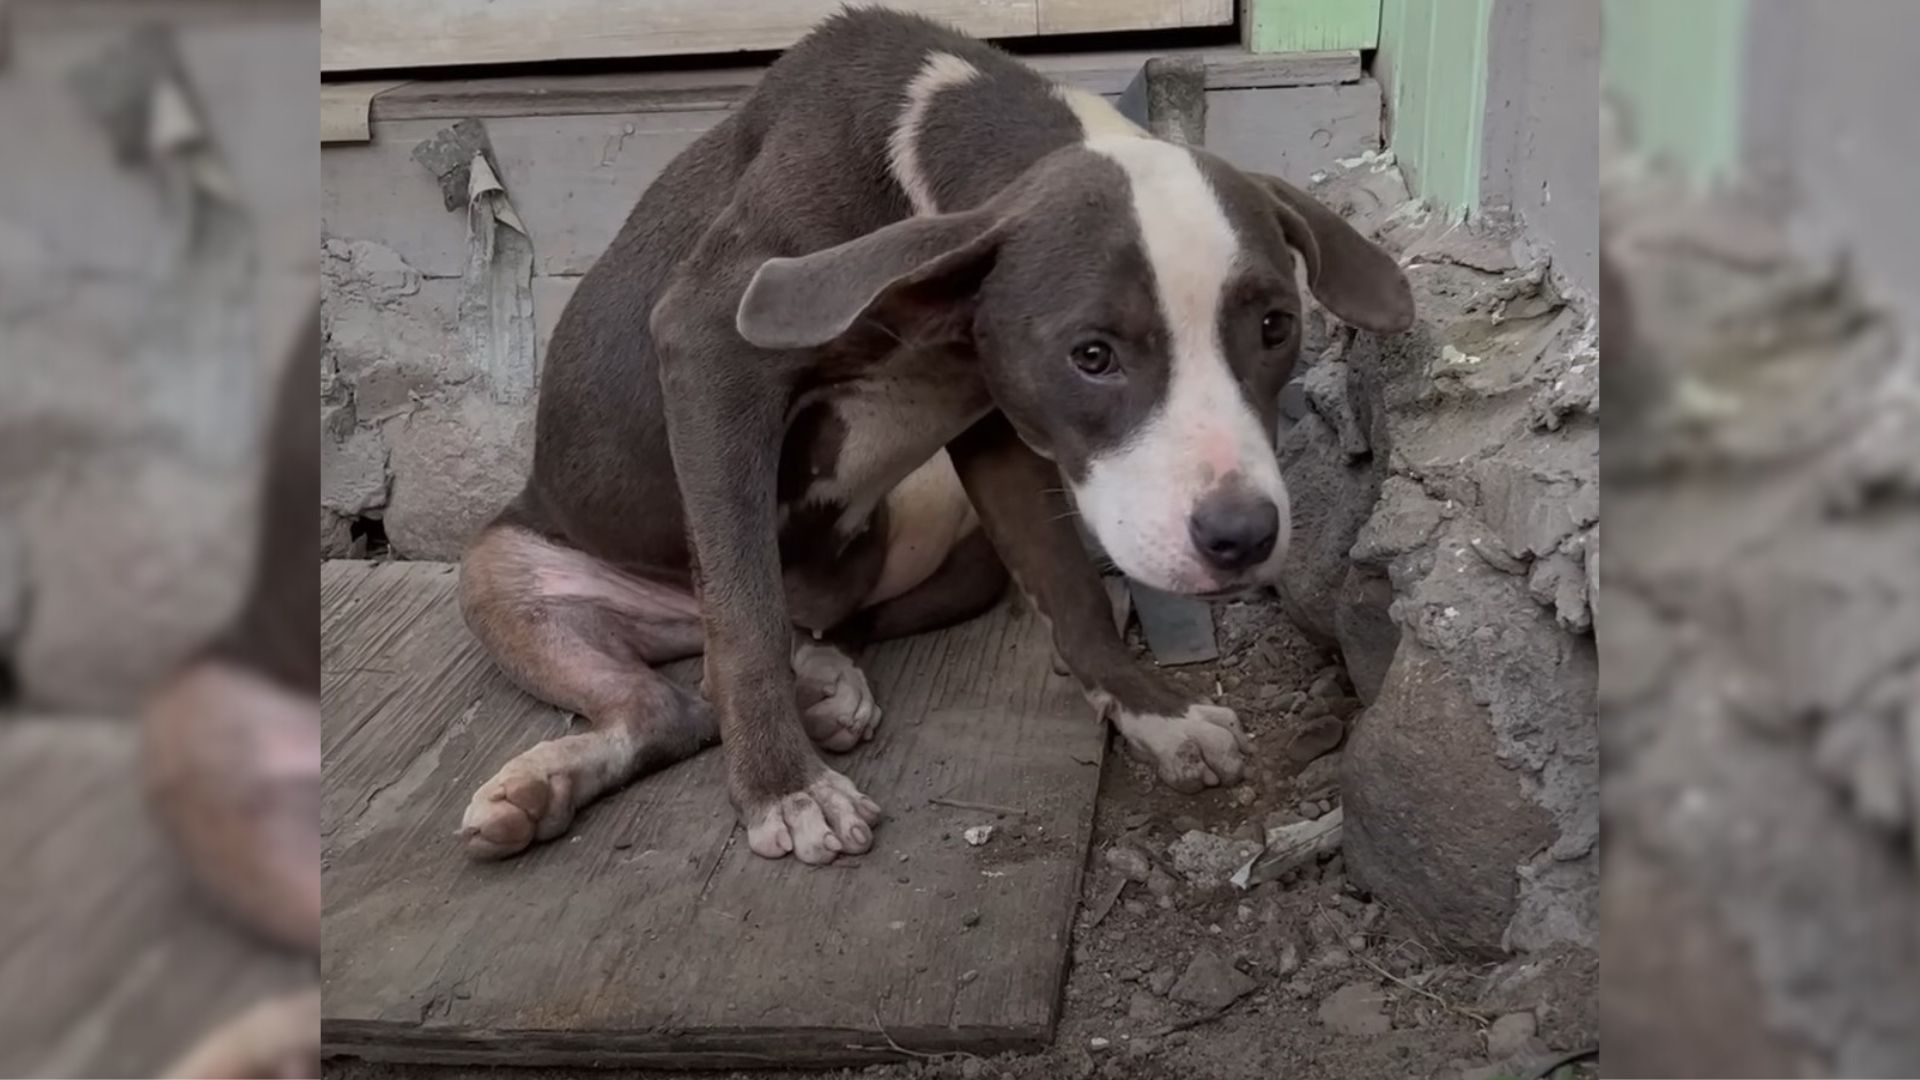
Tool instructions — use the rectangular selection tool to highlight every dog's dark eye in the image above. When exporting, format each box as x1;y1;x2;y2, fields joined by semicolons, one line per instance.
1069;340;1117;377
1260;310;1295;348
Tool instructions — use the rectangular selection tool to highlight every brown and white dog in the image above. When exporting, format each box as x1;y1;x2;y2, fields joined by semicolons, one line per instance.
458;9;1413;866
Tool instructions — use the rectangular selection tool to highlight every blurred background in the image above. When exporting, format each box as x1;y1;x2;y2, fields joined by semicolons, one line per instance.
1601;0;1920;1076
0;0;318;1075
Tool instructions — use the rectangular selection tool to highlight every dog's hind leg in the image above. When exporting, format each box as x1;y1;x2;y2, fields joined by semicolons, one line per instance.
457;523;718;859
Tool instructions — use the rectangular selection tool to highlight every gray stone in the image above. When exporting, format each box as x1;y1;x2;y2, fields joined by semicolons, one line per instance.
1145;967;1176;996
320;425;390;515
1285;714;1345;765
1103;846;1152;884
1168;948;1257;1012
1146;868;1178;901
17;458;249;711
1167;830;1259;890
1333;567;1398;703
383;393;535;559
1316;980;1391;1036
1486;1010;1538;1060
1275;407;1381;643
0;522;21;649
1342;639;1556;954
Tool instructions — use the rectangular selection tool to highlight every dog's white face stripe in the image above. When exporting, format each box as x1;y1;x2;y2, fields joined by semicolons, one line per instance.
1072;136;1291;592
887;51;983;216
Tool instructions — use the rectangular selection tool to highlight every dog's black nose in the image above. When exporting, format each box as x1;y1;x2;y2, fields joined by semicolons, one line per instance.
1188;492;1280;573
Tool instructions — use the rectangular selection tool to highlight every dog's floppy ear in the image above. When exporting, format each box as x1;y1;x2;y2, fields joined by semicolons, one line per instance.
737;210;1002;350
1253;173;1415;334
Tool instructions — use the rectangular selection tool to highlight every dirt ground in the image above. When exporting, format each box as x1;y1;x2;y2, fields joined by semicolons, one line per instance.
330;594;1595;1080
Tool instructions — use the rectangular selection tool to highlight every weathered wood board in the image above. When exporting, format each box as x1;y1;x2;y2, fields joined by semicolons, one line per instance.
320;560;1108;1067
321;0;1234;73
0;719;313;1078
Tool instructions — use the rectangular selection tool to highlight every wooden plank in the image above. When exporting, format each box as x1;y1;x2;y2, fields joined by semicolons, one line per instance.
320;560;1107;1067
322;0;1043;73
1377;0;1491;213
1038;0;1229;35
0;720;312;1078
1244;0;1382;53
321;80;408;143
356;48;1362;125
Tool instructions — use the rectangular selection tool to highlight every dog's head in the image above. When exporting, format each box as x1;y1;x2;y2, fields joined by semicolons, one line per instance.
737;137;1413;594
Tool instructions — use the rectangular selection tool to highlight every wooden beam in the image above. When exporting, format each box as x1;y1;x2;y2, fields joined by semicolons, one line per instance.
357;48;1362;126
323;0;1233;74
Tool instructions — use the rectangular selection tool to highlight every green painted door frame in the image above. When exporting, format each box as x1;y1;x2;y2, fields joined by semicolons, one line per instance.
1603;0;1749;187
1243;0;1381;53
1378;0;1494;216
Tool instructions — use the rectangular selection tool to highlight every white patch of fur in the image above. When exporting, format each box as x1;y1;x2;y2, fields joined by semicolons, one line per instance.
1072;136;1291;592
1109;702;1250;791
864;449;978;605
462;725;639;856
1053;84;1146;140
743;767;882;864
887;51;983;216
791;637;883;750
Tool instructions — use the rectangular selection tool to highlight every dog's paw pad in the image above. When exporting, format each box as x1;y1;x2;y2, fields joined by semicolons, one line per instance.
461;763;574;859
743;769;883;865
1113;703;1251;793
792;642;882;752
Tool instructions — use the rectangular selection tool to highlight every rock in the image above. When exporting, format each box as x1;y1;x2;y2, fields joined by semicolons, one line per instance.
1104;846;1151;883
1278;154;1600;962
1296;752;1342;795
1286;714;1346;764
1334;567;1399;703
1309;672;1346;699
1323;696;1364;720
1168;830;1260;889
1169;948;1258;1012
1146;967;1176;996
1486;1011;1538;1060
1127;990;1162;1021
1312;947;1352;969
17;458;250;711
1088;1035;1110;1052
1299;800;1326;820
960;1057;987;1080
0;522;21;650
1343;638;1559;955
962;825;995;846
1299;696;1332;720
384;392;534;559
1477;942;1596;1051
1346;934;1368;952
1231;784;1258;807
1146;869;1177;900
1275;410;1382;644
1230;820;1263;844
1317;980;1391;1036
1276;940;1301;976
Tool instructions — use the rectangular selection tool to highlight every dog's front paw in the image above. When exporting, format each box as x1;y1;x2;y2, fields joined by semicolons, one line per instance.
791;640;882;752
740;767;883;864
1110;703;1252;793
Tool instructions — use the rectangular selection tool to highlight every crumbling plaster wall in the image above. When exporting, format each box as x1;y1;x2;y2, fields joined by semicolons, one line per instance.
0;8;317;712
